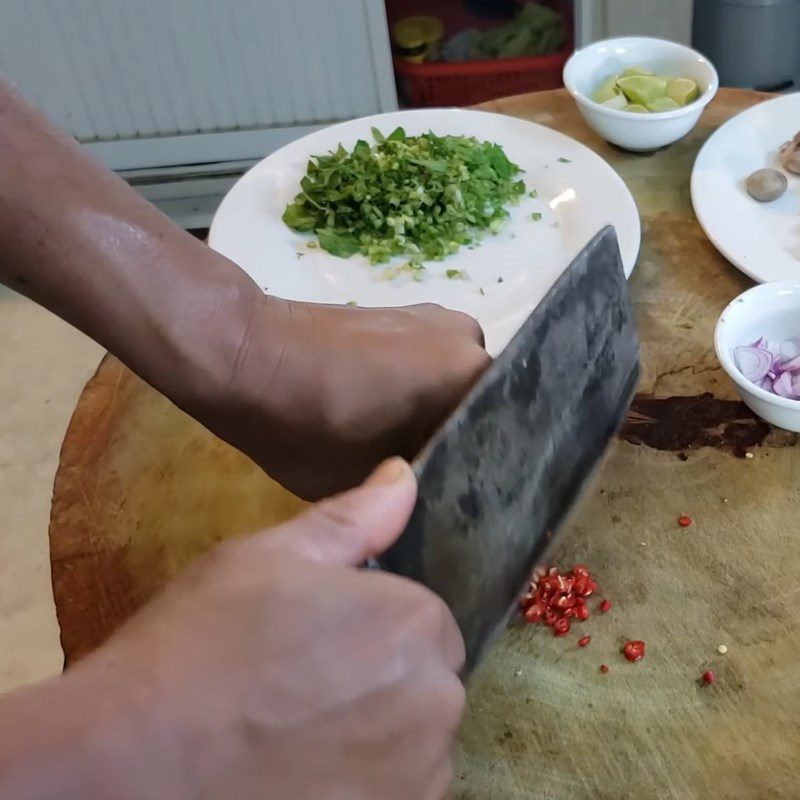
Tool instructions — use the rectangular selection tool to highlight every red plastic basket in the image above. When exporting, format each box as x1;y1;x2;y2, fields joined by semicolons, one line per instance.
389;0;574;107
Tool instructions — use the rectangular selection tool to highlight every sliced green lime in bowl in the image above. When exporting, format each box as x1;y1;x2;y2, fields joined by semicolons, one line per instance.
624;104;649;114
593;74;621;104
620;66;654;78
646;97;680;113
617;75;668;106
666;77;700;106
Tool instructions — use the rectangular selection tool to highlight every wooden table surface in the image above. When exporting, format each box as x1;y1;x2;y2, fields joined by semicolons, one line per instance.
49;88;800;799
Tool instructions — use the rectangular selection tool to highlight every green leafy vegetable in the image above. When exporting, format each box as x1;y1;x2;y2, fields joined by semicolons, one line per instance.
345;300;358;306
531;212;542;221
446;269;466;280
529;189;538;198
282;128;526;267
558;157;571;163
316;229;360;258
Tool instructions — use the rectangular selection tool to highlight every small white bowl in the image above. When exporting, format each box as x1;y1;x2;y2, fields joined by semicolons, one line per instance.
715;281;800;432
563;37;719;152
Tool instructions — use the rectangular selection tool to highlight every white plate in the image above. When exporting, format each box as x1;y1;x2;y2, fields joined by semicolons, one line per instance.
209;109;641;355
692;93;800;284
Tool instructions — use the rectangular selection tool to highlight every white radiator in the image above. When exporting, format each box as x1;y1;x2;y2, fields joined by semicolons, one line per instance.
0;0;398;225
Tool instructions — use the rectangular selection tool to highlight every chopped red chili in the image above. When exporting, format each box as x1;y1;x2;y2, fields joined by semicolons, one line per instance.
553;617;571;637
599;599;612;613
600;664;609;674
678;515;693;528
578;635;591;647
623;640;646;662
702;670;716;685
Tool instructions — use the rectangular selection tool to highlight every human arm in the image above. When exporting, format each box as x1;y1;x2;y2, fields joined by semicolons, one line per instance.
0;460;465;800
0;78;489;499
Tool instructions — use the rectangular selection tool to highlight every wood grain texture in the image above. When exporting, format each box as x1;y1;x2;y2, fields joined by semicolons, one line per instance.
49;89;800;798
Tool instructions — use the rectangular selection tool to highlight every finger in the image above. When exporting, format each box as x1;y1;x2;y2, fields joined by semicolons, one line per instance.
406;304;487;348
447;309;486;348
259;457;417;567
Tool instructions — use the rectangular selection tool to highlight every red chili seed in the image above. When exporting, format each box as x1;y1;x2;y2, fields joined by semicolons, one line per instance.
578;635;591;647
524;606;543;623
575;605;590;621
573;564;590;578
678;515;693;528
599;599;612;613
702;670;716;685
600;664;609;674
553;617;571;636
623;640;646;662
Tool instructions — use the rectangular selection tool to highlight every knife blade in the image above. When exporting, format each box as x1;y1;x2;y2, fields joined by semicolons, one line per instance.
378;225;639;675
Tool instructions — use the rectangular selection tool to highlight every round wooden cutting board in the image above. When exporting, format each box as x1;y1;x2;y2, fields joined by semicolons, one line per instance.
49;89;800;799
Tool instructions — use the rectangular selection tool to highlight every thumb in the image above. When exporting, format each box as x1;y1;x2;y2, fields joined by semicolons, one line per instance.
260;458;417;567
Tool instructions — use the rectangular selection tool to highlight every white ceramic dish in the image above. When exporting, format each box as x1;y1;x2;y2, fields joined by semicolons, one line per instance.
715;281;800;432
693;93;800;284
209;109;641;356
563;37;718;152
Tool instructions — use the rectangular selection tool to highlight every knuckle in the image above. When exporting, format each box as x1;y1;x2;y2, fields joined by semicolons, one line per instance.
405;584;452;634
415;301;445;315
437;672;466;721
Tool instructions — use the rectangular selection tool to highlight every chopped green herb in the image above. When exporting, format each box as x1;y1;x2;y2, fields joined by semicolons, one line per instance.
383;261;426;282
529;189;538;198
446;268;467;280
531;212;542;221
307;241;318;249
296;252;305;259
497;276;504;283
345;300;358;306
558;157;571;163
478;287;485;296
282;129;526;268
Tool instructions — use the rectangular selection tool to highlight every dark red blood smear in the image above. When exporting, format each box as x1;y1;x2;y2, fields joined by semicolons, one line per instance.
623;640;646;662
621;394;769;457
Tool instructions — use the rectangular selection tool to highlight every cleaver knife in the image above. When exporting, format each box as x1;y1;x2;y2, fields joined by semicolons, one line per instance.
377;225;639;676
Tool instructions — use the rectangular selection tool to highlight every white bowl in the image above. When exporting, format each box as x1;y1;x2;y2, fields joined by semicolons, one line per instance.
563;37;719;152
715;281;800;432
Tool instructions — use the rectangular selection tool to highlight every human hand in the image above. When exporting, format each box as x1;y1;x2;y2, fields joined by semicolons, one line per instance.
65;458;465;800
204;294;490;499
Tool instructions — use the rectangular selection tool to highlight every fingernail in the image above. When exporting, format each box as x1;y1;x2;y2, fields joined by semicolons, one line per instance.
366;457;411;487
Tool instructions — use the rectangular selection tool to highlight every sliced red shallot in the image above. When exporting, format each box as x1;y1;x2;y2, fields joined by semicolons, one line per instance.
734;336;800;401
734;345;772;382
773;371;796;399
